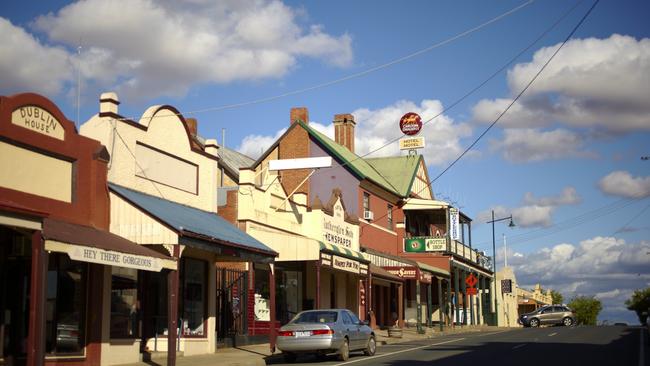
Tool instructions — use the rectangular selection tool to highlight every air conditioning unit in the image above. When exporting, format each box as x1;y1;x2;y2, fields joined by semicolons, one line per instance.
363;210;374;221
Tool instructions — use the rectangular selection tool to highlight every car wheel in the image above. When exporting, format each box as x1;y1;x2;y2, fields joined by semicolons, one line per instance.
338;338;350;361
283;352;297;363
364;335;376;356
529;318;540;327
563;317;573;327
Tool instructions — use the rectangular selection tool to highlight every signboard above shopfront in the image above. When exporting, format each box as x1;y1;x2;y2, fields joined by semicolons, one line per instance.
404;237;447;253
320;252;368;276
384;266;418;279
12;105;65;140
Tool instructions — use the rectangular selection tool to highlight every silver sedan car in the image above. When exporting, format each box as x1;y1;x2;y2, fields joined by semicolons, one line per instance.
276;309;376;362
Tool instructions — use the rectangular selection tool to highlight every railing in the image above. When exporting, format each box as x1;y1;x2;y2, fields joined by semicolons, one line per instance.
404;236;491;270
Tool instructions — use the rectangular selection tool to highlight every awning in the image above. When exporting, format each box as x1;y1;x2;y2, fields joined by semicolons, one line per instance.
42;218;176;271
401;198;449;211
450;258;492;277
416;261;450;278
109;184;277;262
319;241;368;262
370;264;404;283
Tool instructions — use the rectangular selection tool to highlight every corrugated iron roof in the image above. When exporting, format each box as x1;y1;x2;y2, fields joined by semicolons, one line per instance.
219;145;255;179
365;156;422;197
109;183;276;256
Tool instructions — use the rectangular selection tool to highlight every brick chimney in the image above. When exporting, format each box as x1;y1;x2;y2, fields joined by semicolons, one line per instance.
334;113;355;153
290;107;309;125
185;117;198;136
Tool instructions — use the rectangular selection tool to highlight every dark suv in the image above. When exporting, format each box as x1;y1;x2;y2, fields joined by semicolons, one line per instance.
519;305;575;327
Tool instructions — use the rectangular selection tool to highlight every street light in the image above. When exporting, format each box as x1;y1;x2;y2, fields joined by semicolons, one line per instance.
487;210;515;326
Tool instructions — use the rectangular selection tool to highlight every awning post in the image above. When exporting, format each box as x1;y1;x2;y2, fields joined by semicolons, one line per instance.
167;246;180;366
26;231;46;366
269;264;276;353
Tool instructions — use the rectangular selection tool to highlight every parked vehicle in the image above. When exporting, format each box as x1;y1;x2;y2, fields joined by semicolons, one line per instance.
276;309;376;363
519;305;575;327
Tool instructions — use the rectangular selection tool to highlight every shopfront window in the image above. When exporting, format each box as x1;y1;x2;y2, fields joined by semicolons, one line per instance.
276;265;304;324
110;267;139;338
254;268;271;321
46;254;86;356
181;258;207;337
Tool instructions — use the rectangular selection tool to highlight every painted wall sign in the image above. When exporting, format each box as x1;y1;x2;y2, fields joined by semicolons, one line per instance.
384;266;417;279
399;112;422;136
449;208;460;241
12;106;65;140
399;136;425;150
322;198;356;249
404;237;447;252
68;245;162;272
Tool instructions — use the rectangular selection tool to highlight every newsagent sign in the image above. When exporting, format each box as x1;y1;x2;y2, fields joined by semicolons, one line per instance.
322;198;358;250
404;237;447;252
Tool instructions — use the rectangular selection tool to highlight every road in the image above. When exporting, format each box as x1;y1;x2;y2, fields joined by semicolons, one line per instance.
267;326;648;366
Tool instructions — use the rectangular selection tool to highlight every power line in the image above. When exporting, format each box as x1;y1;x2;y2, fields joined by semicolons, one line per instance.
114;0;535;124
360;0;600;234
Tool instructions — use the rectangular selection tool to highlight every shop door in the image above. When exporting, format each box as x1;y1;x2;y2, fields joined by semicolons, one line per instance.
216;268;247;341
1;228;31;366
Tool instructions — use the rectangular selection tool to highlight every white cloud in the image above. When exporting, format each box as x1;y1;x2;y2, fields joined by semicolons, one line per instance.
598;170;650;198
2;0;352;99
473;35;650;133
489;128;594;163
511;236;650;323
477;187;580;229
0;18;72;95
236;99;472;166
237;127;287;159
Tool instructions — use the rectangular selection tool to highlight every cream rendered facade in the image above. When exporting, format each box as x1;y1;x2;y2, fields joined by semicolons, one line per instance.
495;267;521;327
81;94;223;364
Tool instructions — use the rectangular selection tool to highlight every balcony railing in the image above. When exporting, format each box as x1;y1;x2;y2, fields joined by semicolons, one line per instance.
403;236;491;270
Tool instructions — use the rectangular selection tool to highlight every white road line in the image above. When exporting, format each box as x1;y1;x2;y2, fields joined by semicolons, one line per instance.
471;330;511;337
640;328;645;366
512;344;527;350
334;338;465;366
548;332;557;337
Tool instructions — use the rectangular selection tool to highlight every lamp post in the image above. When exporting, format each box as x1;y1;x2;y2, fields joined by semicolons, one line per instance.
487;210;515;326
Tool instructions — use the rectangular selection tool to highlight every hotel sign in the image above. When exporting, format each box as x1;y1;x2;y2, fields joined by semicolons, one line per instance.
12;106;65;140
399;136;425;150
449;208;460;241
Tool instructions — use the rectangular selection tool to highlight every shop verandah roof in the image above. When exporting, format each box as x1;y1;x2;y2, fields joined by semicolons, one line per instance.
109;183;277;261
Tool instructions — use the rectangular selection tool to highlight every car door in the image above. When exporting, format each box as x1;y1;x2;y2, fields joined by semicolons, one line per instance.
341;311;359;349
347;311;365;350
538;306;554;324
550;306;565;323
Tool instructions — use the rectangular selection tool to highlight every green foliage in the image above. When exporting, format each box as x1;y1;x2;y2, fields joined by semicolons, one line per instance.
568;296;602;325
625;287;650;325
550;290;564;305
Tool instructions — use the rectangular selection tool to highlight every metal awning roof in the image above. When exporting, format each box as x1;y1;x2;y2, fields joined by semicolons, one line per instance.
401;198;449;211
109;183;277;259
319;242;368;262
416;261;450;278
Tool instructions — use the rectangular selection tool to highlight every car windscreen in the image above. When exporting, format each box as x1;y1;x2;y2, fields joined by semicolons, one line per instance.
292;311;338;324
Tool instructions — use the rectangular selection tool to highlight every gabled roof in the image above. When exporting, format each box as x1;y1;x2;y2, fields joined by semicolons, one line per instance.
365;156;422;197
109;183;276;256
299;122;401;196
219;145;255;179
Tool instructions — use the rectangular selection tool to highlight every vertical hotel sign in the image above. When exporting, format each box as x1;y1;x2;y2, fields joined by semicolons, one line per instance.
449;208;460;241
12;106;65;140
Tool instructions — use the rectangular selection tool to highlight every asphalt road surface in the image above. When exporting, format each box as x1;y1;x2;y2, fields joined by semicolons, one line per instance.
266;326;648;366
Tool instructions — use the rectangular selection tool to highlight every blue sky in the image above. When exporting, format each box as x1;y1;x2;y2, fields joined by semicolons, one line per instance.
1;0;649;324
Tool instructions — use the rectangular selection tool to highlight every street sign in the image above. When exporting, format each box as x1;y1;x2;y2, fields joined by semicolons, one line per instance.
465;273;478;287
466;287;478;295
399;112;422;136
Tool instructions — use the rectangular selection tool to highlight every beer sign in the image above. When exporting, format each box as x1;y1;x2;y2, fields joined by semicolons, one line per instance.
399;112;422;136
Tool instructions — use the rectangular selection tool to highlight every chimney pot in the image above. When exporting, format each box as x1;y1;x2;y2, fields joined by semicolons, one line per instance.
290;107;309;125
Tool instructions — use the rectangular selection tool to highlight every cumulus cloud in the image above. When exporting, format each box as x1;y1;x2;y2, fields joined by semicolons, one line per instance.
489;128;594;163
1;0;352;99
473;35;650;133
511;236;650;323
598;170;650;198
477;187;581;228
236;99;472;165
237;127;287;158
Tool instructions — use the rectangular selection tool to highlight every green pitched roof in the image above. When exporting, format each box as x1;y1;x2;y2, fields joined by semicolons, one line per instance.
365;156;422;197
299;122;401;196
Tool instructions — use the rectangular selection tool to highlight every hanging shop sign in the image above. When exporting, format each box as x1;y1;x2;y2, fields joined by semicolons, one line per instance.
12;105;65;140
384;266;418;279
449;208;460;241
399;136;425;150
419;271;433;284
404;237;447;253
399;112;422;136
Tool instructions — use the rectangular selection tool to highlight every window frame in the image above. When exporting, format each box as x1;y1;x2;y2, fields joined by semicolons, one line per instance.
109;267;139;339
180;257;209;338
363;192;370;213
387;204;393;230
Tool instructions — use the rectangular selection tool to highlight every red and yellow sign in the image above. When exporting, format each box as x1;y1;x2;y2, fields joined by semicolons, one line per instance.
399;112;422;136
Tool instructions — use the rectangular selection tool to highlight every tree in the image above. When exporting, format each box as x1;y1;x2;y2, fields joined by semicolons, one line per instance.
625;287;650;325
550;290;564;305
568;296;602;325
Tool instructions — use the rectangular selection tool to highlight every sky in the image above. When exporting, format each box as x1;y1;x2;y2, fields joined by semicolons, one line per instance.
1;0;649;324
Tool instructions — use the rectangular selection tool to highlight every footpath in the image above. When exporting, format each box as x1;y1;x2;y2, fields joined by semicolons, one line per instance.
121;326;498;366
